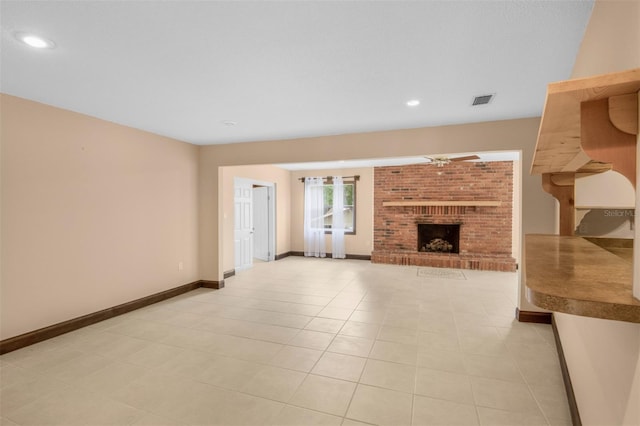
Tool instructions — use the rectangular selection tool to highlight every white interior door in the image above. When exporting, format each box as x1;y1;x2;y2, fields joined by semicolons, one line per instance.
234;182;253;271
253;186;270;261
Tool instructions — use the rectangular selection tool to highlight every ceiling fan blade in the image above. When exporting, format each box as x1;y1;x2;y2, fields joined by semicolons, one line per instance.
449;155;480;162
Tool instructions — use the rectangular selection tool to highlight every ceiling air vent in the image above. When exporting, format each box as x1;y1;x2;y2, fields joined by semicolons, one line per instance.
472;94;494;106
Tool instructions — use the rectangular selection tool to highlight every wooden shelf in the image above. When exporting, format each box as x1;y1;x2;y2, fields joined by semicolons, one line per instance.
382;201;501;207
531;68;640;176
525;234;640;323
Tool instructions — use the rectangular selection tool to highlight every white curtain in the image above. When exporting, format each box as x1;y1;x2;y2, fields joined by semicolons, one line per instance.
332;176;346;259
304;177;326;258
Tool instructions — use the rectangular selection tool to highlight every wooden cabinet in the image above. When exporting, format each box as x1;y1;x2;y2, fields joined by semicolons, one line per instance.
526;69;640;322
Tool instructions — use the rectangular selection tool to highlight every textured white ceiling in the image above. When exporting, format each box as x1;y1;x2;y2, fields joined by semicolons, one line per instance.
1;1;593;145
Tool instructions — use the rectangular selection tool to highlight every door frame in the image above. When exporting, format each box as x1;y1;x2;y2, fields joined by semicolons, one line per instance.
252;185;270;262
234;177;276;267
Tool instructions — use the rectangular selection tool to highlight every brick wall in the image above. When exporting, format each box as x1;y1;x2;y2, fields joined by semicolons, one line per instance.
372;161;516;272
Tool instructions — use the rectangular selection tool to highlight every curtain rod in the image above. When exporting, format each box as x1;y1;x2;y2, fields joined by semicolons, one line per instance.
298;175;360;183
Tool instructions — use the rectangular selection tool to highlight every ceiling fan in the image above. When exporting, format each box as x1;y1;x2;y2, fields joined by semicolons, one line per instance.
424;154;480;167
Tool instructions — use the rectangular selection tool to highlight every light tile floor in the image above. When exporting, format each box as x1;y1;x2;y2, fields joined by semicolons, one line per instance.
0;258;571;425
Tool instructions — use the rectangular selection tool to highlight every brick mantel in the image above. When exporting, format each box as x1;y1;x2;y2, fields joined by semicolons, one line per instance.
372;161;516;272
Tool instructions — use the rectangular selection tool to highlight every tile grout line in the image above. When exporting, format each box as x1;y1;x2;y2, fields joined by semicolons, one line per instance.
279;272;363;421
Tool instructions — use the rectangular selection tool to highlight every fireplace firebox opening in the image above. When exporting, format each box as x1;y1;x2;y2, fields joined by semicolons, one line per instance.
418;224;461;254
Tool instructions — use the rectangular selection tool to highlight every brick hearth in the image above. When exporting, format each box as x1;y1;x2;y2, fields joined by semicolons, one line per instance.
372;161;516;272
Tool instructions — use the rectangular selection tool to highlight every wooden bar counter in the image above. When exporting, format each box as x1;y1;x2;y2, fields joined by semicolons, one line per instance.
525;234;640;323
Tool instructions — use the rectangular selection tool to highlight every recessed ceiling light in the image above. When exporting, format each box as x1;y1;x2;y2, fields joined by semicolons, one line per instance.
406;100;420;107
221;120;237;127
14;32;56;49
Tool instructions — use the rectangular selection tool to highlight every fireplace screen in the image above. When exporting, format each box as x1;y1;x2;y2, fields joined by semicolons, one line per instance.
418;224;460;253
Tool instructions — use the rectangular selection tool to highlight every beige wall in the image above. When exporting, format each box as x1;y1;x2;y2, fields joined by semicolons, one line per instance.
199;117;555;286
290;167;373;256
220;164;291;273
556;1;640;425
576;170;634;208
1;94;199;340
575;171;635;238
571;0;640;79
555;313;640;425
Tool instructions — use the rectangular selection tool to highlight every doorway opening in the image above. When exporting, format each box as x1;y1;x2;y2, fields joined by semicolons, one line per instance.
234;177;276;272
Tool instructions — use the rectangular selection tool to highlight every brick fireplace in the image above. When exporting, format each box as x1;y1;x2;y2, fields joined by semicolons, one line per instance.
372;161;516;272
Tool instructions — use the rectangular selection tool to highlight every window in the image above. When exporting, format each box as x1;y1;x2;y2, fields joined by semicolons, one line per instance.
323;181;356;234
